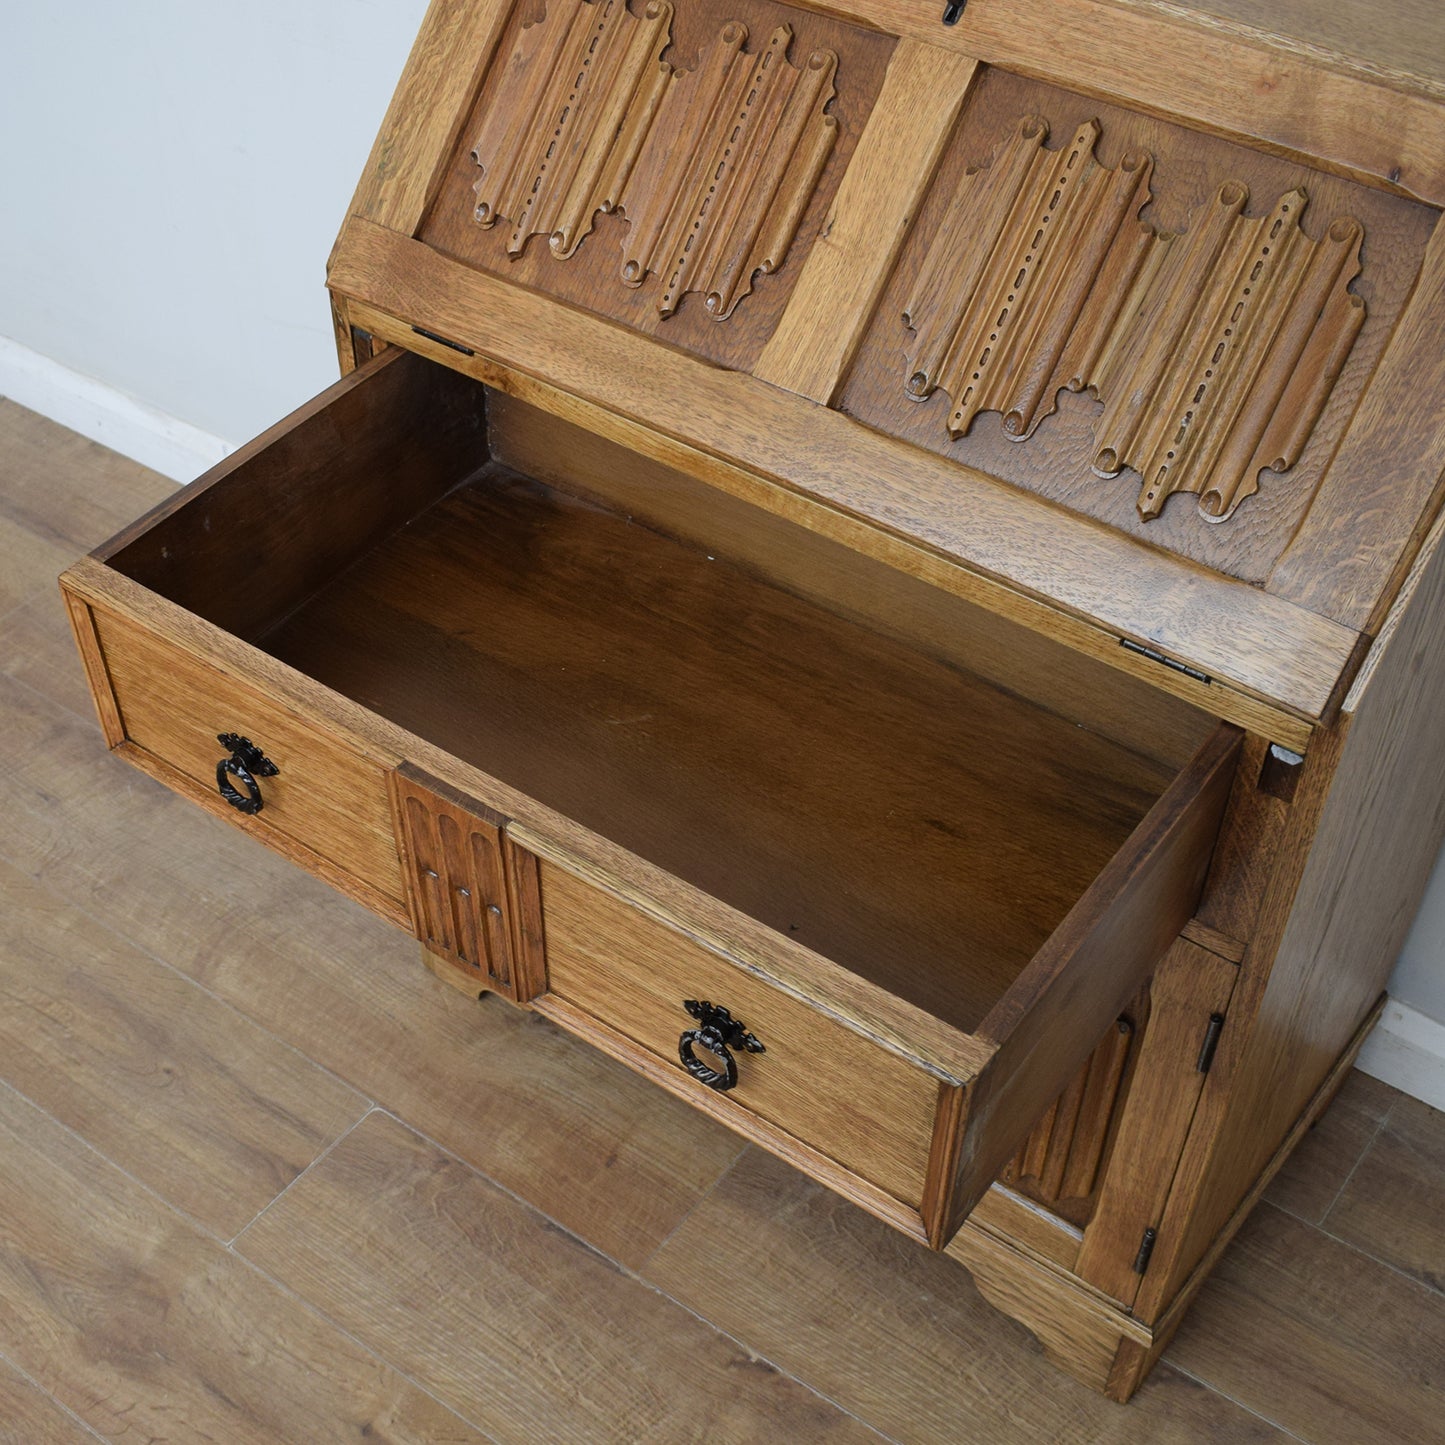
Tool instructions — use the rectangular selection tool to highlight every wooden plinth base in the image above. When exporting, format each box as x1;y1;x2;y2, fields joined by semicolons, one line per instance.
946;998;1383;1401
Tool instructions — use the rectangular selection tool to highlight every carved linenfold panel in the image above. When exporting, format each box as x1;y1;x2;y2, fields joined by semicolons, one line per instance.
394;773;518;997
1000;1006;1137;1227
904;115;1367;523
618;23;838;319
469;0;838;320
470;0;674;260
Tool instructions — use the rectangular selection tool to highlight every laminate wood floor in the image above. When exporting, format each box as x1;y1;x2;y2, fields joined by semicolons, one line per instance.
1;396;1442;1443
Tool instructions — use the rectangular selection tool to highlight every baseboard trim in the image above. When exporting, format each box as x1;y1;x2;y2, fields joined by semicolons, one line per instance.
0;334;230;483
1356;998;1445;1111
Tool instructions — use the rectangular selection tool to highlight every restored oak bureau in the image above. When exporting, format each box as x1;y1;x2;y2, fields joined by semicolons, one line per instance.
60;0;1445;1404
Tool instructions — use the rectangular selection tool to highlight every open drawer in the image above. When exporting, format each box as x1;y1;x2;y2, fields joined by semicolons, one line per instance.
62;346;1239;1247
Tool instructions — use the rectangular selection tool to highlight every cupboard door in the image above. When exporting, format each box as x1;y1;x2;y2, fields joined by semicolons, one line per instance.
1072;938;1240;1305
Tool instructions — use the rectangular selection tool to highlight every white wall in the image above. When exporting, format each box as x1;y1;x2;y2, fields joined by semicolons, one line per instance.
3;2;1444;1097
0;1;428;449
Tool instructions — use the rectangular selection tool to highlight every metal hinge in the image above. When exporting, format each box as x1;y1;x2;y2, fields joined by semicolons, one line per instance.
1119;637;1213;685
942;1;967;23
412;325;476;357
1133;1226;1158;1275
1196;1012;1226;1074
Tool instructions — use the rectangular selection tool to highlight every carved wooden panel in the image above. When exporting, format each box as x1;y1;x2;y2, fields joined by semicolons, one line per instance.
999;994;1141;1228
903;114;1366;524
393;768;522;999
467;0;838;320
470;0;674;260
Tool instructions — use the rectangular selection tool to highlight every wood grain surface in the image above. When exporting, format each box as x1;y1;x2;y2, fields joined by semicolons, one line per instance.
788;0;1445;201
91;605;409;916
754;39;979;402
328;219;1359;736
10;397;1444;1438
235;1110;887;1445
539;859;941;1210
0;1086;484;1442
1168;1201;1445;1445
420;0;893;373
646;1147;1288;1443
258;462;1180;1033
0;855;366;1239
1074;940;1240;1304
0;665;744;1273
839;65;1433;587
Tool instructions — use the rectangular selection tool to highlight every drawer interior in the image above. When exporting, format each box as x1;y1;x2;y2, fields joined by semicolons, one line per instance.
106;349;1220;1035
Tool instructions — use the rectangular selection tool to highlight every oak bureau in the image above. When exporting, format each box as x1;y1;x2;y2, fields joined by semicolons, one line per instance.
61;0;1445;1403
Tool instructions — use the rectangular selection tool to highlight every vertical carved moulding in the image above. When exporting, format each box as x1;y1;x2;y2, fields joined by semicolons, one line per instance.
470;0;674;259
393;770;518;998
1000;1009;1136;1226
904;115;1366;524
468;0;838;321
619;24;838;319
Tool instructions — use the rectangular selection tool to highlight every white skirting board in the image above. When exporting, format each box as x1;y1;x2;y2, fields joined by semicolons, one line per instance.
1357;1000;1445;1112
0;334;229;484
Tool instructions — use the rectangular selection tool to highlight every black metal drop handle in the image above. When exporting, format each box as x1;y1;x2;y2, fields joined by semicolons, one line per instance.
215;733;279;815
678;999;765;1092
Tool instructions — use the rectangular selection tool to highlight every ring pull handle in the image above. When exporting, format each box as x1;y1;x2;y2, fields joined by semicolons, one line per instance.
678;999;765;1093
215;732;279;815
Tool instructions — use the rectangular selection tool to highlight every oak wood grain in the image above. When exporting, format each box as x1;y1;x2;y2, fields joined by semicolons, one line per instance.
100;347;486;643
1164;0;1445;97
1139;500;1445;1318
90;604;409;918
255;464;1182;1035
942;725;1240;1239
419;0;893;375
486;386;1214;769
0;670;745;1271
392;763;519;996
235;1110;888;1445
838;64;1433;591
1075;940;1240;1304
59;592;123;748
1269;215;1445;631
539;859;942;1212
789;0;1445;201
328;218;1357;736
0;855;367;1239
754;39;978;402
0;1086;485;1442
345;0;516;238
646;1147;1288;1443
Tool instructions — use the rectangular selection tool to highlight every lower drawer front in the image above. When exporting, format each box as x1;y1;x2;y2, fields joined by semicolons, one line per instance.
93;606;408;921
539;861;941;1213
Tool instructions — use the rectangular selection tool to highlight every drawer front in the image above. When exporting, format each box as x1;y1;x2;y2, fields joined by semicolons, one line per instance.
92;606;408;921
538;862;941;1212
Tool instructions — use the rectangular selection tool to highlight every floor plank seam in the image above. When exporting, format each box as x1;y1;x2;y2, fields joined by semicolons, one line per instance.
0;1343;111;1443
228;1105;379;1248
0;696;382;1115
1318;1110;1393;1225
0;1074;233;1249
366;1108;907;1445
631;1136;751;1274
220;1213;506;1444
1162;1360;1315;1444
